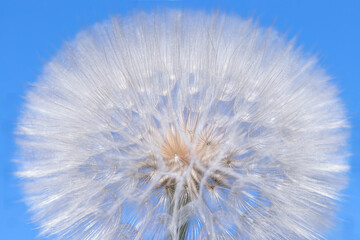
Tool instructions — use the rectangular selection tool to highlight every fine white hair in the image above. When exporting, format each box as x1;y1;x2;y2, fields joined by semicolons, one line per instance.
16;10;348;240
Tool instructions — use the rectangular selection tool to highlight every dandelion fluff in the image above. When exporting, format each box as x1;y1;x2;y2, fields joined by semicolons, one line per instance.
16;10;348;240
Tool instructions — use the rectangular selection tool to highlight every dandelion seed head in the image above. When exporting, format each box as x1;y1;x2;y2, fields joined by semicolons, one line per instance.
16;10;348;240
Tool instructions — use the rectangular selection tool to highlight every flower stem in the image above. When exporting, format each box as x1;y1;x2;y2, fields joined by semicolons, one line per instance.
168;187;191;240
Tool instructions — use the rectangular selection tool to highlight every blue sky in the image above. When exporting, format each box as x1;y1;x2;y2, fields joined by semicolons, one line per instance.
1;0;359;239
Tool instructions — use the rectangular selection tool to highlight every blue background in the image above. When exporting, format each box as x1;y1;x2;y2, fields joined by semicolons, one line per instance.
1;1;359;239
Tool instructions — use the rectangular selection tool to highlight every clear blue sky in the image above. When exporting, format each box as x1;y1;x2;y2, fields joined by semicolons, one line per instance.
1;1;359;239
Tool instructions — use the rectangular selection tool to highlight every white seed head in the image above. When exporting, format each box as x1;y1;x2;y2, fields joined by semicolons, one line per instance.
16;10;348;240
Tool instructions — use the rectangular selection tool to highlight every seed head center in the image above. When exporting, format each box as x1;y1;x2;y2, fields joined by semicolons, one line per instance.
159;128;220;171
160;132;190;168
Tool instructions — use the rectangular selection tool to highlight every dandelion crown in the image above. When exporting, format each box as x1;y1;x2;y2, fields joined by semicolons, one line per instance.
17;10;348;240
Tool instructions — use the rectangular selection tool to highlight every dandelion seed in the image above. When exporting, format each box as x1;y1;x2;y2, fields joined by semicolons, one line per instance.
16;10;348;240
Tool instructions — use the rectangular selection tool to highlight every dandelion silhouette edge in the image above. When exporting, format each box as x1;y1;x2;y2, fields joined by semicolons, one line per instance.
16;10;349;240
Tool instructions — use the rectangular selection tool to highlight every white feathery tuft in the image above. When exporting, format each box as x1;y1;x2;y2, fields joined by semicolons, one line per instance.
16;10;348;240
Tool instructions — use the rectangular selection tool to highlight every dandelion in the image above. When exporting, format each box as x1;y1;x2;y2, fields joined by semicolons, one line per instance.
16;10;348;240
